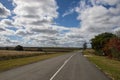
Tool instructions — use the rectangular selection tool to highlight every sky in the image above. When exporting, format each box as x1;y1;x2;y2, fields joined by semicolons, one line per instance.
0;0;120;47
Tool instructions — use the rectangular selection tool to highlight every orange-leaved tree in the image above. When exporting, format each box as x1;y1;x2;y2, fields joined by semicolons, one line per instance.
103;38;120;60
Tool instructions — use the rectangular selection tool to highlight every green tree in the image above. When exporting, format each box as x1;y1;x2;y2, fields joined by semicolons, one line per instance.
5;47;9;50
37;48;43;51
83;42;87;50
91;32;116;55
15;45;23;51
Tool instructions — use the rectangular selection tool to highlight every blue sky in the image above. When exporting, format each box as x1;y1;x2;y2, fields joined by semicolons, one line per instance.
0;0;80;27
55;0;80;27
0;0;120;47
0;0;14;10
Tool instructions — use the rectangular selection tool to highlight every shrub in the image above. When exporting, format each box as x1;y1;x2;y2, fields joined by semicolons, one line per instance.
91;32;116;55
103;38;120;60
37;48;43;51
5;47;9;50
15;45;23;51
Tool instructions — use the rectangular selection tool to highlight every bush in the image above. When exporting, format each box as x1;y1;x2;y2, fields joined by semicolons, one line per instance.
5;47;9;50
111;48;120;60
103;38;120;60
37;48;43;51
15;45;23;51
91;32;116;55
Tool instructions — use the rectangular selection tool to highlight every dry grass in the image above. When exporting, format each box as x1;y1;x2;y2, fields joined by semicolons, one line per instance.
0;50;45;60
0;50;68;72
0;50;43;56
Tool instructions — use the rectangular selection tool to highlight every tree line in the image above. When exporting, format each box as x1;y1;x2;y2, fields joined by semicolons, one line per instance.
91;32;120;60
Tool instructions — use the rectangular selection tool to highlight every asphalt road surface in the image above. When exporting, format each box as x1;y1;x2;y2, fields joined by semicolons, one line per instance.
0;52;111;80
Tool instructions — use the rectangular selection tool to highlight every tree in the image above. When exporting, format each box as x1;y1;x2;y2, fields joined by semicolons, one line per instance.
91;32;116;55
37;48;43;51
115;30;120;38
5;47;9;50
83;42;87;50
15;45;23;51
103;38;120;59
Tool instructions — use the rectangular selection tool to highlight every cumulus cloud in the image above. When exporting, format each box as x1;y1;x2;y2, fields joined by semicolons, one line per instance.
0;19;13;27
0;28;15;36
13;0;58;27
33;28;57;34
75;0;120;40
0;27;5;31
0;0;74;47
1;0;120;47
11;0;76;47
7;0;62;46
12;0;61;41
95;0;119;6
15;29;29;36
0;3;11;18
0;37;19;46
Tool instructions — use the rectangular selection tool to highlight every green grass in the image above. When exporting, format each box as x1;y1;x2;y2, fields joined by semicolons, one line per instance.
83;49;120;80
0;53;67;72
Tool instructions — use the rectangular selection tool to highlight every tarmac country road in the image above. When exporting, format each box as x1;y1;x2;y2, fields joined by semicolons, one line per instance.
0;52;111;80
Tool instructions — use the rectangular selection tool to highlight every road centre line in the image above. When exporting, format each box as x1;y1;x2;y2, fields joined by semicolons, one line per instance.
50;53;76;80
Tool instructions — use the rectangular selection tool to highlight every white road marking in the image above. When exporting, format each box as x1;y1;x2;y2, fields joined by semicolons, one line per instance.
50;53;76;80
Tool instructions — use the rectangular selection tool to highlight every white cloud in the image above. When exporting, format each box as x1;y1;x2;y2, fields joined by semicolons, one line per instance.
28;26;58;35
0;35;20;47
0;0;79;47
0;27;5;31
0;3;11;18
12;0;58;27
15;29;28;36
0;28;15;36
96;0;119;6
75;0;120;41
1;0;120;47
0;19;13;27
62;8;75;17
8;0;63;47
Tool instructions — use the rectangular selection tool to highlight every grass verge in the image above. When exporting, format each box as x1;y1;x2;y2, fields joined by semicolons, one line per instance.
0;53;67;72
83;49;120;80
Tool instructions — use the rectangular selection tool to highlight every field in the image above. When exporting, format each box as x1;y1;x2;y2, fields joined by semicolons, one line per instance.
0;47;79;72
0;47;80;60
0;50;44;60
83;49;120;80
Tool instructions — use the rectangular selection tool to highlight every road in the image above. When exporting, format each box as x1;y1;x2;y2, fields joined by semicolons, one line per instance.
0;52;111;80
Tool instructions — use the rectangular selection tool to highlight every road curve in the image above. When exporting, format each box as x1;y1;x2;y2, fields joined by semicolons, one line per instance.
0;52;111;80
